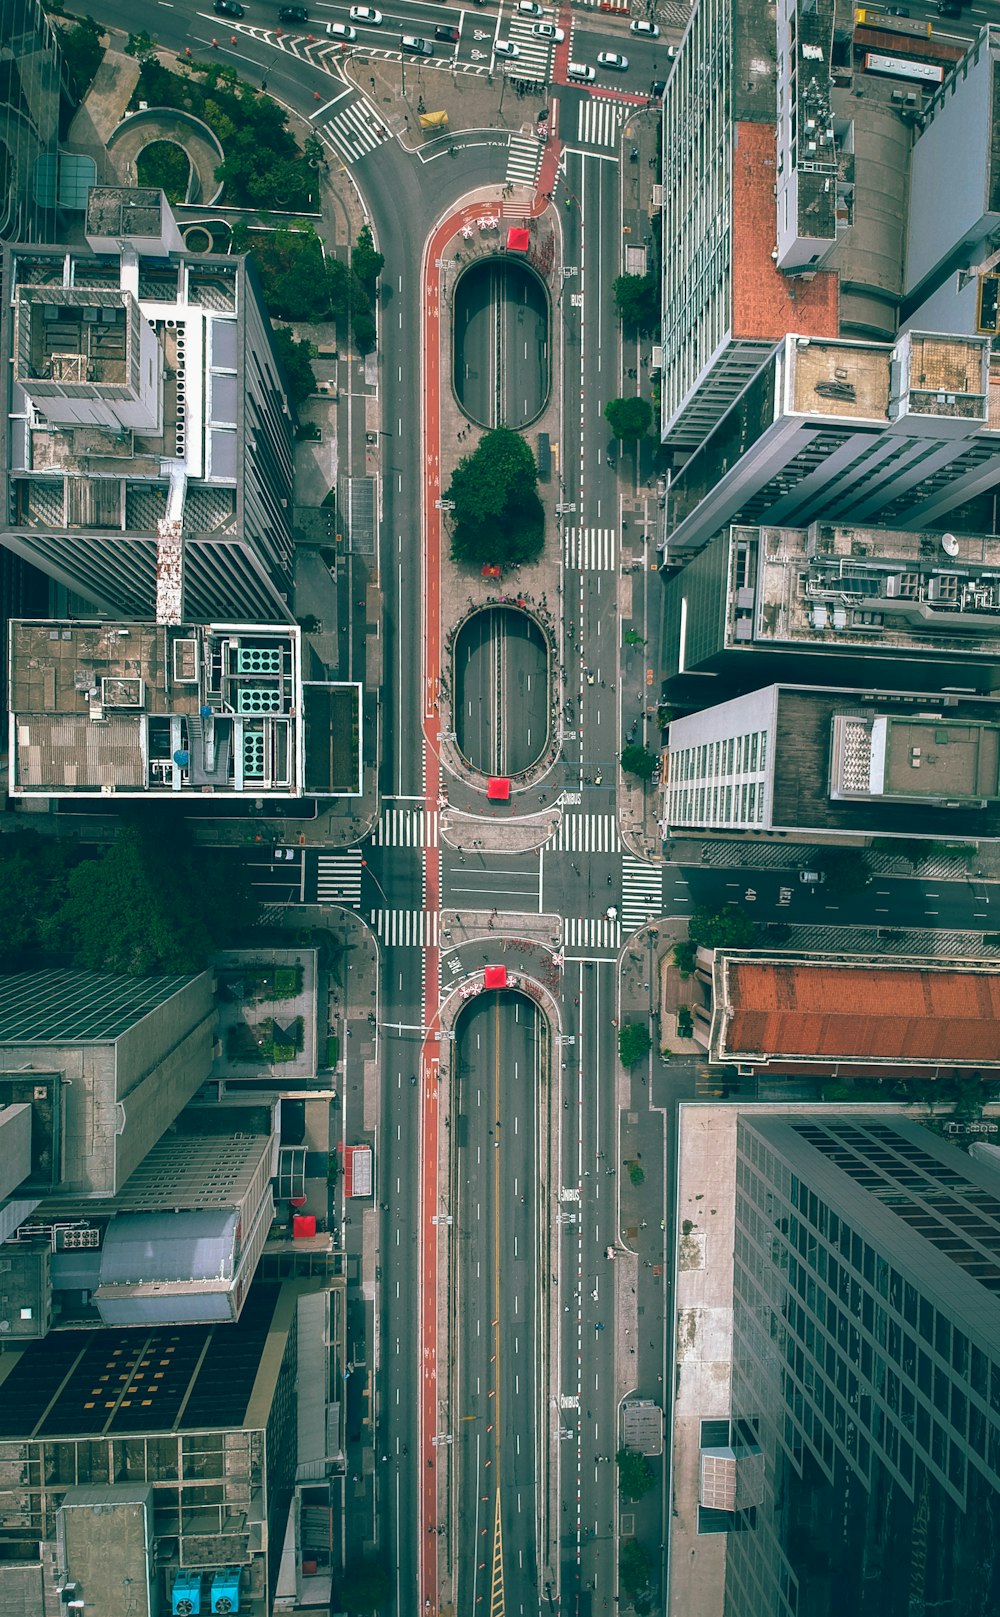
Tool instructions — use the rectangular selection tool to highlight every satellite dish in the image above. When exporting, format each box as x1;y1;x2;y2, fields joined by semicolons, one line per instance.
941;533;960;557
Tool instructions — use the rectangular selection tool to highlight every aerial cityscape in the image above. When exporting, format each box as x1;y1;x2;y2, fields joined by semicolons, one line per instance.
0;0;998;1610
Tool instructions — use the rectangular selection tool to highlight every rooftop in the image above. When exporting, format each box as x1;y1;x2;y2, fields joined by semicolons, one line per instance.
714;954;1000;1066
0;970;198;1044
8;619;303;796
86;185;167;239
733;128;840;341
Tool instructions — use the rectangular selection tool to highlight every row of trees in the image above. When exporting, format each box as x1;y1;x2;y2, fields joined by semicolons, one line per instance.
0;817;256;976
445;426;545;568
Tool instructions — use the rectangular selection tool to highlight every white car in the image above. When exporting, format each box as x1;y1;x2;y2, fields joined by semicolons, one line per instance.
629;18;659;35
494;38;520;56
597;49;628;69
273;847;298;862
566;60;595;80
533;21;564;39
327;20;357;39
349;5;383;22
516;0;543;14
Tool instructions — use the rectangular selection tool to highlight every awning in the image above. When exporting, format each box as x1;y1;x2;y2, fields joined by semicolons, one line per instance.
487;777;511;801
484;966;508;989
506;226;530;253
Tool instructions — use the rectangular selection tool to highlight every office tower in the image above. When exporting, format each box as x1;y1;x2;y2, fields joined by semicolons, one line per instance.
663;682;1000;840
0;190;297;624
669;1104;1000;1614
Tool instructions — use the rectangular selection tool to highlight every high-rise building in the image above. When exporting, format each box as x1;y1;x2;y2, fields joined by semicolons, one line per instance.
662;520;1000;704
663;682;1000;840
668;1104;1000;1615
0;1280;299;1615
0;0;75;251
0;191;298;623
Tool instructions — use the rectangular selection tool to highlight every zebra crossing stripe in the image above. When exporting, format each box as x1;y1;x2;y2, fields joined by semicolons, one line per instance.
506;133;543;188
316;851;363;906
373;809;439;847
562;916;622;951
372;910;440;947
563;528;617;572
576;98;624;150
621;854;663;929
319;98;392;164
552;814;621;853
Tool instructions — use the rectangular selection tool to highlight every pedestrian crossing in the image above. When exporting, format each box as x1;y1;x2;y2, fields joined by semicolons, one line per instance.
506;16;553;82
621;854;663;930
576;98;625;151
371;910;440;947
506;133;544;189
317;97;392;165
563;528;617;572
316;850;363;907
552;813;621;853
563;916;622;952
372;808;439;848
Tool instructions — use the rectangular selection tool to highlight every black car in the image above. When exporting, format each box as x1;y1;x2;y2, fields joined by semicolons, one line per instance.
278;4;308;19
434;23;459;40
214;0;245;15
936;1;961;13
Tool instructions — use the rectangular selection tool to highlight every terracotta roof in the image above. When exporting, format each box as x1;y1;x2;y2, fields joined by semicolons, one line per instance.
723;960;1000;1064
731;122;840;342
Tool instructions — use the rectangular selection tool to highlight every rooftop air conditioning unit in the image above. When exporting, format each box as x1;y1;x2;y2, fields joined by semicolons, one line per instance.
210;1570;241;1615
172;1572;202;1616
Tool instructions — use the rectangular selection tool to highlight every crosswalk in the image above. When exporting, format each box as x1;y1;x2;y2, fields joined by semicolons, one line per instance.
563;916;621;952
564;528;617;572
552;813;621;852
371;910;439;947
316;850;363;907
372;808;439;847
576;98;625;151
621;854;663;930
317;96;392;165
506;133;544;189
506;15;554;82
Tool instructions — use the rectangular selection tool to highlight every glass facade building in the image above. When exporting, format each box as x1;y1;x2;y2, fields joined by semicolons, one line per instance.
727;1113;1000;1616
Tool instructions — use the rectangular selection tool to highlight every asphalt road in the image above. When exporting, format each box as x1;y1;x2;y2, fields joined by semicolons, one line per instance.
454;608;550;775
454;258;549;427
454;991;541;1615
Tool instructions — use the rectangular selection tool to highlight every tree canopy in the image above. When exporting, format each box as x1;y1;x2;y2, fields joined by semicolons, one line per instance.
618;1022;652;1068
688;903;759;952
620;743;658;781
335;1560;391;1613
620;1537;653;1599
604;395;653;441
446;427;545;568
617;1447;656;1499
817;845;872;894
613;272;660;333
271;326;316;410
0;815;256;976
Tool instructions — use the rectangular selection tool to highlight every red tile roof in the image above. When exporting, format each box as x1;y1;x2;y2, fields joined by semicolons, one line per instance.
723;960;1000;1065
731;122;840;342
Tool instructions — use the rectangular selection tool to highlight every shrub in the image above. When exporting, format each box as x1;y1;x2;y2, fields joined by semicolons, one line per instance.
628;1161;645;1186
673;940;696;977
136;139;189;203
677;1005;693;1039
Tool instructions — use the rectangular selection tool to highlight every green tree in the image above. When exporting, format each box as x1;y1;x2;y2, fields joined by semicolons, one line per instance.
336;1559;391;1613
617;1447;655;1499
620;1537;653;1599
620;743;658;781
125;29;158;61
0;832;76;970
136;140;190;204
673;939;696;976
687;903;759;951
446;427;544;567
618;1022;651;1068
817;845;871;893
604;395;653;441
613;271;660;333
352;223;384;293
59;15;105;98
270;325;316;409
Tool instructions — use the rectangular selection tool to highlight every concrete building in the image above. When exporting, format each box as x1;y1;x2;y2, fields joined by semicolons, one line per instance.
663;519;1000;703
663;682;1000;840
0;1280;299;1616
0;0;77;251
0;191;298;623
668;1103;1000;1615
663;330;1000;562
692;949;1000;1078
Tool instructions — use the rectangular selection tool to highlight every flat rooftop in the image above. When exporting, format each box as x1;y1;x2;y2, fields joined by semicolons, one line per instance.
733;125;840;341
788;336;891;419
86;185;166;238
